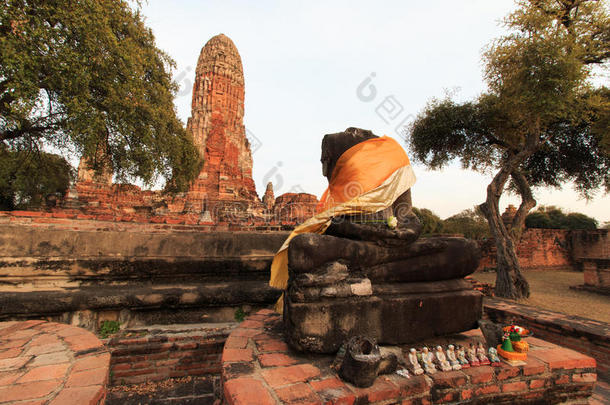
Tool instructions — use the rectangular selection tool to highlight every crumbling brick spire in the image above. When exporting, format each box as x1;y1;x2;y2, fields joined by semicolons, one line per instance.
186;34;258;211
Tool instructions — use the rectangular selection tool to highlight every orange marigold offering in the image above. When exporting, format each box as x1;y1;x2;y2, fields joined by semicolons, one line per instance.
497;344;527;361
513;340;529;353
503;325;530;336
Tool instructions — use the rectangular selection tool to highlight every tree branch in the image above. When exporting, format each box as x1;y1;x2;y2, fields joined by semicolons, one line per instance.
583;51;610;64
509;170;537;241
483;133;511;150
1;127;45;142
0;116;63;142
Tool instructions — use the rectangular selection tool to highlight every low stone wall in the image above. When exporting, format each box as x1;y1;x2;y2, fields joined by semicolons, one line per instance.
105;324;232;386
0;222;286;328
0;320;110;404
484;297;610;381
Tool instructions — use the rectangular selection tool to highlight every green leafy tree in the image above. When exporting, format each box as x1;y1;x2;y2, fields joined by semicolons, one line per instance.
524;211;554;229
0;147;73;210
408;0;609;299
525;205;598;229
1;0;202;196
442;208;491;240
565;213;598;230
412;207;444;235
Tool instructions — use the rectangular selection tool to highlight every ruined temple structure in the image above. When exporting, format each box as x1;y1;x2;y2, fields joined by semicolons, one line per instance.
185;34;261;221
501;204;518;229
48;34;318;227
272;191;318;224
262;182;275;211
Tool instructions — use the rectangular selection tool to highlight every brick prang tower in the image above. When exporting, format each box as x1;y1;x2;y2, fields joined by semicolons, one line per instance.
186;34;260;219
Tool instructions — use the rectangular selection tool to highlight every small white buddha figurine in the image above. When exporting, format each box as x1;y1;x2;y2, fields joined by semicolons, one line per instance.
407;348;424;375
446;345;462;370
434;345;452;371
488;347;501;366
456;345;470;368
421;347;437;374
467;343;481;366
476;342;491;366
488;347;502;367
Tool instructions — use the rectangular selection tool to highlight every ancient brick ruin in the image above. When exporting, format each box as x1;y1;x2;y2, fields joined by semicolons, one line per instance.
184;34;259;221
35;34;318;228
478;207;609;272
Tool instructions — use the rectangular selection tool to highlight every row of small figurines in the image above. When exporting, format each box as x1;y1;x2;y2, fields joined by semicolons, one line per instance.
406;342;501;375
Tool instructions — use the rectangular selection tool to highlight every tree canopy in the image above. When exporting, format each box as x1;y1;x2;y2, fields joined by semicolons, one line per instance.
412;207;443;235
407;0;609;299
442;208;491;240
525;205;598;230
413;206;491;239
0;0;202;195
0;147;73;210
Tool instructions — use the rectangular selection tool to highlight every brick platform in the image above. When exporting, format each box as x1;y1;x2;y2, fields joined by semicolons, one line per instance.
0;320;110;404
221;310;597;404
484;297;610;380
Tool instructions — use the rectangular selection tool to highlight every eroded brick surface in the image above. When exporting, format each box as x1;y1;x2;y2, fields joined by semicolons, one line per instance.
221;310;599;405
0;320;110;404
224;377;275;405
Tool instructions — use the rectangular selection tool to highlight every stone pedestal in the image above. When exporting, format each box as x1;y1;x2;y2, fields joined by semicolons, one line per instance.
583;258;610;290
284;284;482;353
571;258;610;296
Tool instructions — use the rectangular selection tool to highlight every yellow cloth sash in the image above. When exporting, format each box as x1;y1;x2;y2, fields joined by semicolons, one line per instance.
269;136;416;311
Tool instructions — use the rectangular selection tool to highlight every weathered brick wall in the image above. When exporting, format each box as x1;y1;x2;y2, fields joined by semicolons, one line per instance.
0;209;296;231
1;189;319;227
479;228;609;272
571;229;609;261
478;229;572;271
484;297;610;381
3;210;604;274
581;258;610;290
106;327;230;385
516;229;573;268
272;193;318;225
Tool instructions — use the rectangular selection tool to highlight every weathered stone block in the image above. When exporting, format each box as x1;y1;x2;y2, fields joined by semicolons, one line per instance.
284;288;482;353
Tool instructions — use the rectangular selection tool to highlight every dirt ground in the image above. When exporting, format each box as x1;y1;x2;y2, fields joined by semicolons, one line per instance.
471;268;610;324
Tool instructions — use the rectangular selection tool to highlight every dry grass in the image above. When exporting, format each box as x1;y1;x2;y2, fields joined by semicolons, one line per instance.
472;269;610;324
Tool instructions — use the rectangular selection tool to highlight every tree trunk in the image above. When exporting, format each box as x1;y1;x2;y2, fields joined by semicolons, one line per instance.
509;170;537;241
479;158;531;299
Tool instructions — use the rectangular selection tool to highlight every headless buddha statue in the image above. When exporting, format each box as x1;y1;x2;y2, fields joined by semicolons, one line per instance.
277;128;483;353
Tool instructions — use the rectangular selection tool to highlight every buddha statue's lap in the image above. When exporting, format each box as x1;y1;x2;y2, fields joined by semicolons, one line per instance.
288;196;479;282
288;232;479;283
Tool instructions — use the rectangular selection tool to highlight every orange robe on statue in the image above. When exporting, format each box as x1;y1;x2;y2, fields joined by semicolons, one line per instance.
269;136;416;312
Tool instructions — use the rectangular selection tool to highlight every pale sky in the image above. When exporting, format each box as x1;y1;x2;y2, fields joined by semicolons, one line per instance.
140;0;609;223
